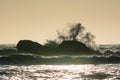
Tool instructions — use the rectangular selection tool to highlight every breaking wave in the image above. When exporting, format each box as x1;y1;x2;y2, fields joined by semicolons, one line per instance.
0;44;120;65
0;54;120;65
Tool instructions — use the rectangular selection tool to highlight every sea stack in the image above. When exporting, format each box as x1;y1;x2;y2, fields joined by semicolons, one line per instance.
57;40;94;55
17;40;45;53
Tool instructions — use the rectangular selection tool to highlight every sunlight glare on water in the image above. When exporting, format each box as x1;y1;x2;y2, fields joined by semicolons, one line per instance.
0;64;120;80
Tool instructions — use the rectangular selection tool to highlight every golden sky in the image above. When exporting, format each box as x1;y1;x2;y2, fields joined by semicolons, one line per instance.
0;0;120;44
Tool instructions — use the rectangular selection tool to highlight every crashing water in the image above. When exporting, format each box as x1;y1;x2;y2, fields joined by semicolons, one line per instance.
0;44;120;80
99;44;120;52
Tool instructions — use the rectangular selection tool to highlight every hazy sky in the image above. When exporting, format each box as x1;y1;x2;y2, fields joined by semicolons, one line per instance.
0;0;120;44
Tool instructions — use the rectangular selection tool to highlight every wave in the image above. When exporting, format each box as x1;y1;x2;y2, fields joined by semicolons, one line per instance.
0;54;120;65
0;44;16;50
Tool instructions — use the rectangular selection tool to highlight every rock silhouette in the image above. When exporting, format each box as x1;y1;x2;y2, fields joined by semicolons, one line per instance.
57;40;94;55
16;40;99;55
17;40;46;53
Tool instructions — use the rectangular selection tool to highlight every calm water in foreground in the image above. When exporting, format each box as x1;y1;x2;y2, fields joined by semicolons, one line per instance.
0;64;120;80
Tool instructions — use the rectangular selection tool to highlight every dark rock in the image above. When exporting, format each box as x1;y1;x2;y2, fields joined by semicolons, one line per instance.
57;40;94;55
17;40;45;53
93;50;102;56
16;40;101;55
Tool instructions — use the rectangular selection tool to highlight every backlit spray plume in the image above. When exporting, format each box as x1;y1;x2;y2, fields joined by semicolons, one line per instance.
68;23;85;40
45;23;96;49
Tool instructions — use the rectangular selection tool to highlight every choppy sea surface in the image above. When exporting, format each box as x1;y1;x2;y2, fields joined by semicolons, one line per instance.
0;44;120;80
0;64;120;80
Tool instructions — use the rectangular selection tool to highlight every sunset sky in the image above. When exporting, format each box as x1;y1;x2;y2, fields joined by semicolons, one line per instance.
0;0;120;44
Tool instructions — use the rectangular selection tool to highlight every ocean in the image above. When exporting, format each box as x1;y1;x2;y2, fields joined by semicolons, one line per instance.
0;44;120;80
0;64;120;80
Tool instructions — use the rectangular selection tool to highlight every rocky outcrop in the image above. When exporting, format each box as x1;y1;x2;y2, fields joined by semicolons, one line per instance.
17;40;46;53
56;40;94;55
16;40;101;55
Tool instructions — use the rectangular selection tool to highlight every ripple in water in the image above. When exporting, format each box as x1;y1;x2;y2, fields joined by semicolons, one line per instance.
0;64;120;80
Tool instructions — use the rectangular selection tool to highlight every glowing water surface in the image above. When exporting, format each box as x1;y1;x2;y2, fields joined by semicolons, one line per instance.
0;64;120;80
